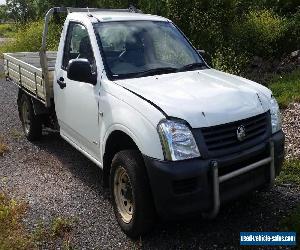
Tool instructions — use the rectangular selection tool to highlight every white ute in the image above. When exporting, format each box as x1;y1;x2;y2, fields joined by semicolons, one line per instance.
4;7;285;237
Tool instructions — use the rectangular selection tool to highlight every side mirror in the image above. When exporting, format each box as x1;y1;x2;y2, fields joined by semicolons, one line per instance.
67;59;97;85
197;49;212;67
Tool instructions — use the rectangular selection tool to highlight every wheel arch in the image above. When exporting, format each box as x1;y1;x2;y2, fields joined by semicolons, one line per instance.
17;88;48;116
102;129;140;187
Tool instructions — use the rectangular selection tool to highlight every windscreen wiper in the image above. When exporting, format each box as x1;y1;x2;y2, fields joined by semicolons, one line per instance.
135;67;178;77
177;62;207;72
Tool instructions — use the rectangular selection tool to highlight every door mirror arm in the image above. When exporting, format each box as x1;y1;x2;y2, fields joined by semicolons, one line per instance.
67;59;97;85
197;49;206;55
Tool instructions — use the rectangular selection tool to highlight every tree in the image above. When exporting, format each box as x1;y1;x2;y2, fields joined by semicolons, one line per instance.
6;0;35;22
0;5;9;22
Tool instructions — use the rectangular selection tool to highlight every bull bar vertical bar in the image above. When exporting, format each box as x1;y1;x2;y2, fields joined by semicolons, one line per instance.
203;141;275;218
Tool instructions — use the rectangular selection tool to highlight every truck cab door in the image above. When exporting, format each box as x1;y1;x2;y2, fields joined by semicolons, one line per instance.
54;22;101;161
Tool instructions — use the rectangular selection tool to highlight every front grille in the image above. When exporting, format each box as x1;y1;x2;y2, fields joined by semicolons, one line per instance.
201;112;268;152
218;146;269;176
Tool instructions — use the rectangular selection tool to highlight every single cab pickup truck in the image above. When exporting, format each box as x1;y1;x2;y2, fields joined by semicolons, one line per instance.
4;7;285;237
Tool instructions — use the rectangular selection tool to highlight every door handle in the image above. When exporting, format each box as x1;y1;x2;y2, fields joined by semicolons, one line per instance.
57;77;66;89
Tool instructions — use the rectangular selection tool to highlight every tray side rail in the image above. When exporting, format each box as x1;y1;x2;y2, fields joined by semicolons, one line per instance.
4;53;47;105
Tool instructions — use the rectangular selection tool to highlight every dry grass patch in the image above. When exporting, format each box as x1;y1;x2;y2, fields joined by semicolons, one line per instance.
0;192;33;249
0;137;9;156
10;129;24;140
0;191;75;249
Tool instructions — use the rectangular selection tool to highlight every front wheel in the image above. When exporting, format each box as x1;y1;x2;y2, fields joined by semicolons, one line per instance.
110;150;156;238
18;94;42;141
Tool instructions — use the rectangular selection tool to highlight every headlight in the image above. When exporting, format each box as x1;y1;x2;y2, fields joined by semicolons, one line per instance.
157;119;200;161
270;96;282;134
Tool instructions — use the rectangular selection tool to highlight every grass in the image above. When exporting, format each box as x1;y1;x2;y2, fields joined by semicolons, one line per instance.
51;217;73;238
269;69;300;108
276;160;300;185
33;217;74;249
0;191;75;249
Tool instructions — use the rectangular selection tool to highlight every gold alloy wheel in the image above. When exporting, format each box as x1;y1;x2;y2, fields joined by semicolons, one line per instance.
114;166;134;224
22;101;30;135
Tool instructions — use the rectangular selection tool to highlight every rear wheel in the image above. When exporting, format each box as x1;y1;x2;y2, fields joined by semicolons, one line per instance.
110;150;156;238
18;94;42;141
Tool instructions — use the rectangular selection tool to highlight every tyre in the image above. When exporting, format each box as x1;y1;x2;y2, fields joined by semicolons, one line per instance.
110;150;156;238
18;94;42;141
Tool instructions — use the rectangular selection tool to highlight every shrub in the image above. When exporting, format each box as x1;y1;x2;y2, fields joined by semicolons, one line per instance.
284;11;300;53
231;9;288;59
0;20;62;54
1;21;43;53
166;0;238;55
0;23;16;38
211;47;250;75
165;2;296;75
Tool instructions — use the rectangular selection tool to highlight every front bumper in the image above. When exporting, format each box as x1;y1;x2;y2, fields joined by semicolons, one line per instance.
143;131;285;219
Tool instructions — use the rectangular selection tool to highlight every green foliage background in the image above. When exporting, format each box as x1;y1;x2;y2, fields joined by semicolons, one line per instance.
0;0;299;75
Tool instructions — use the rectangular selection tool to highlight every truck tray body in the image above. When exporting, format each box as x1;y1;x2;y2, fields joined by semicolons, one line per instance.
4;51;57;106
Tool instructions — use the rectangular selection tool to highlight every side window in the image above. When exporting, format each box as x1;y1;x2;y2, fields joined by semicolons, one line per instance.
62;22;95;69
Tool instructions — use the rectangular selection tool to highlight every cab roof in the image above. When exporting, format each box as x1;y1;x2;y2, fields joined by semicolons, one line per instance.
68;11;169;23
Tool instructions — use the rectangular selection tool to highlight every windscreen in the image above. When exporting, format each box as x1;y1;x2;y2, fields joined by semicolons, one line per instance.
93;21;204;79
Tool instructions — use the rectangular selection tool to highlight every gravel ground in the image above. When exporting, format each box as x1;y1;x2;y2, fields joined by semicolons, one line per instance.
0;69;299;249
282;103;300;159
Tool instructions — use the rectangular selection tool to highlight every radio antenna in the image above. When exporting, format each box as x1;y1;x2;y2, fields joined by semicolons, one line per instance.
86;6;93;17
